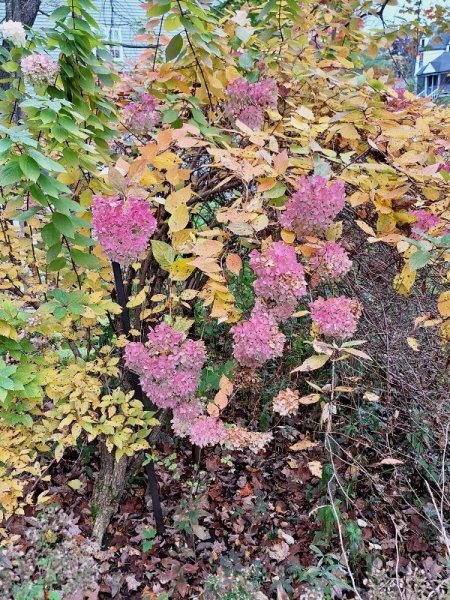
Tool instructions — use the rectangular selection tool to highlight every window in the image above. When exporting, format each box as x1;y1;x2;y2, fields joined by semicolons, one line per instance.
104;26;124;60
419;37;425;49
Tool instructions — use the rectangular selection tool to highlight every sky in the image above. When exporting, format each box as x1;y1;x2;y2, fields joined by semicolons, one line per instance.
365;0;449;29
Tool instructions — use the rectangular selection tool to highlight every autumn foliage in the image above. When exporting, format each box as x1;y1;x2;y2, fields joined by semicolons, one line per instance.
0;0;449;596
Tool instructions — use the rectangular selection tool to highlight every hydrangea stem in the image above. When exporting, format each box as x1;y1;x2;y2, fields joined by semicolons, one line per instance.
111;260;165;535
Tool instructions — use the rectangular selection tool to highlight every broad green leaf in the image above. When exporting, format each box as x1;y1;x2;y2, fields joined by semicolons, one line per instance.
28;148;65;173
52;212;75;239
70;249;101;269
166;33;183;61
0;160;22;186
19;156;41;182
41;223;60;246
409;249;431;271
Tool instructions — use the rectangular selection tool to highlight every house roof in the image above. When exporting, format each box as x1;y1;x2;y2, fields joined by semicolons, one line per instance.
424;32;450;51
417;51;450;76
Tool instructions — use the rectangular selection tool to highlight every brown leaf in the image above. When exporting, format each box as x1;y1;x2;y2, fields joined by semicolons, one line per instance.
269;541;290;561
308;460;323;478
290;439;319;451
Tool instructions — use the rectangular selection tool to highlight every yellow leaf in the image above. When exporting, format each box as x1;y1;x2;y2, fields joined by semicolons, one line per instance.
393;264;416;295
297;106;314;120
168;204;189;232
298;393;321;405
140;169;161;186
290;439;319;451
152;151;181;170
438;291;450;317
169;258;196;281
126;288;147;308
281;229;296;244
406;337;420;352
68;479;82;491
291;354;329;373
151;240;175;270
356;220;376;237
379;458;404;466
325;221;343;241
165;185;192;213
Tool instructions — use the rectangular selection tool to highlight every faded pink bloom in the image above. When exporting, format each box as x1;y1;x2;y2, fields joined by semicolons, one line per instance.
249;241;307;322
171;400;203;438
122;92;160;133
189;416;226;447
21;53;59;86
247;78;278;107
225;425;273;453
231;306;285;368
409;209;440;239
279;176;345;239
309;296;361;339
225;77;278;130
272;388;300;416
237;105;264;130
309;241;352;286
92;195;157;264
124;322;206;410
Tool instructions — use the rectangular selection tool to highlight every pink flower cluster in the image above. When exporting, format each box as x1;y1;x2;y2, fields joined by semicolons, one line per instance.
309;241;352;286
279;176;346;239
171;400;203;438
249;241;307;322
231;305;285;368
309;296;361;339
225;77;278;130
409;209;440;239
189;416;227;448
21;53;59;86
122;93;160;133
125;322;206;409
92;195;157;264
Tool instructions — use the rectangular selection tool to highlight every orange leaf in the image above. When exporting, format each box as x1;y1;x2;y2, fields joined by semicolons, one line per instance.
226;253;243;275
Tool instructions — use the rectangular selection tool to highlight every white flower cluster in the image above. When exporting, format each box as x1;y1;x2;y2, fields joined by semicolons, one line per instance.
0;20;26;47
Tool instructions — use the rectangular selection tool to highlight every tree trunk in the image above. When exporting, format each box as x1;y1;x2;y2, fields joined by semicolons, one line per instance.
5;0;42;27
91;443;129;545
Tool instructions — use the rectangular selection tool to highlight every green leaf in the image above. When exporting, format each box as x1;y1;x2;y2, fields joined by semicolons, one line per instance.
62;148;79;167
409;249;431;271
147;2;171;17
162;108;180;124
46;242;62;262
28;148;65;173
165;33;183;61
2;61;18;73
151;240;176;270
50;5;71;20
41;223;60;246
0;160;22;186
15;207;40;223
263;182;286;199
70;249;101;269
19;155;41;182
52;212;75;239
48;257;67;272
239;53;254;69
0;139;11;155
